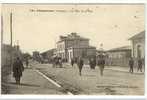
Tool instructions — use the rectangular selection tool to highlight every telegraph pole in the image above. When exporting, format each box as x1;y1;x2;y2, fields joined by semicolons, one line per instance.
1;15;3;45
10;12;13;68
10;13;12;48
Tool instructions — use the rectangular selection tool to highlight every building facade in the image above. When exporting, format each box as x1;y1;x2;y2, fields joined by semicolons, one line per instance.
67;46;96;62
106;46;131;66
32;51;41;62
129;30;145;67
129;31;145;59
56;33;96;62
41;49;55;59
40;49;56;63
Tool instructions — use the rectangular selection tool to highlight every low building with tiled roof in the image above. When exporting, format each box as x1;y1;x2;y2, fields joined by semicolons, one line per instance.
106;45;132;66
107;46;131;52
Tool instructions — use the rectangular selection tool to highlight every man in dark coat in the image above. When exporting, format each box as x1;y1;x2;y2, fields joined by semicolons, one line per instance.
77;57;84;76
58;57;63;68
71;58;74;67
89;58;96;69
129;57;134;73
13;57;24;84
98;58;105;76
137;58;142;72
52;56;58;68
25;58;29;68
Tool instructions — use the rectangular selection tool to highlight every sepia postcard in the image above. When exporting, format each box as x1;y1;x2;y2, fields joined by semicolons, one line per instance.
1;3;145;96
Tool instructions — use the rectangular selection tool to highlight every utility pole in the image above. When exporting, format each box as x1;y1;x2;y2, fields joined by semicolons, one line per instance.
10;12;13;68
1;15;3;45
10;13;12;48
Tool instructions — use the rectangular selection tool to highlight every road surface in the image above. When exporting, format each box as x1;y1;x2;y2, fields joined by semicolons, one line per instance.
2;61;144;95
31;62;144;95
2;68;67;94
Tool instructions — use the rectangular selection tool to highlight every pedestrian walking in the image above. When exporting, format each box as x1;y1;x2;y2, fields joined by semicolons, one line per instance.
71;58;74;67
25;58;29;68
12;57;24;84
137;58;142;72
74;57;78;64
98;57;105;76
52;57;55;68
89;58;96;69
129;57;134;73
59;57;63;68
52;56;58;68
77;57;84;76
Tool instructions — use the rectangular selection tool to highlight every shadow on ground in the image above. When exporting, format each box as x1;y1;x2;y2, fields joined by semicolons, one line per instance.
6;82;40;87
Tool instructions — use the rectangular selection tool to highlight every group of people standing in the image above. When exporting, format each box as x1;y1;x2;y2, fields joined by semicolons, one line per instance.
12;55;144;84
129;57;144;73
71;56;144;76
71;56;105;76
52;57;63;68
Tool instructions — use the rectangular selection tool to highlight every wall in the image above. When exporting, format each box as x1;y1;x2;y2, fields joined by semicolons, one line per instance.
65;39;89;48
2;44;22;67
57;38;89;59
1;45;11;66
106;50;131;67
67;47;96;64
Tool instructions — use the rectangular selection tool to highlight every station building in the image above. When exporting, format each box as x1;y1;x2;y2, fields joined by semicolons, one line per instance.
56;32;96;62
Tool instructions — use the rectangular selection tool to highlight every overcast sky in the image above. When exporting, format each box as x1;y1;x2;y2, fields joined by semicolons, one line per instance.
2;4;145;54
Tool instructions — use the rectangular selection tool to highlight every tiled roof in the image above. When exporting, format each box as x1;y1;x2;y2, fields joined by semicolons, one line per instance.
67;45;96;49
107;46;131;52
41;48;55;54
128;30;145;40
